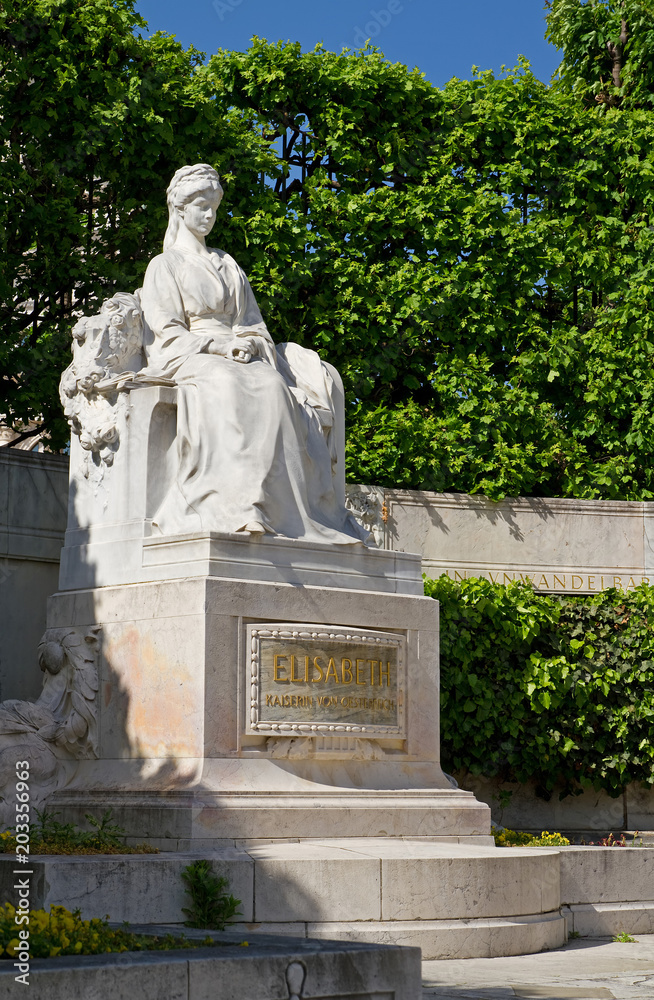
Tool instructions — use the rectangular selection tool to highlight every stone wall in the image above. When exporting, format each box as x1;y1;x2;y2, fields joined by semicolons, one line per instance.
0;448;68;700
455;771;654;836
347;486;654;594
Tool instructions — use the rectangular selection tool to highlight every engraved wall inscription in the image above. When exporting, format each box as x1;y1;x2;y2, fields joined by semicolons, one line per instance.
246;624;405;738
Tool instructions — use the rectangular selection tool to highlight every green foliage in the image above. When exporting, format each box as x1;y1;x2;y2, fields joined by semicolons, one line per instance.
0;809;158;854
5;9;654;500
206;42;654;501
428;575;654;798
0;902;226;958
546;0;654;108
0;0;271;448
492;827;571;847
613;931;637;941
181;860;242;930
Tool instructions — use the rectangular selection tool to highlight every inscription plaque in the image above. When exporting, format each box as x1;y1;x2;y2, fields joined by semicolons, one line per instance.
246;624;405;738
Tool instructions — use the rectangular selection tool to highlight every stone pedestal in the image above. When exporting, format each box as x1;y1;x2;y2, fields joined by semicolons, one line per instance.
47;560;490;843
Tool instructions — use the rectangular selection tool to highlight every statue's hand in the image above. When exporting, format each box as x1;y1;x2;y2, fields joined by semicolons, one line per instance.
227;336;257;364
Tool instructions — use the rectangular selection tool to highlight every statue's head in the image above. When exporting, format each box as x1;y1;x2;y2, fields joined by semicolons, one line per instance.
164;164;224;251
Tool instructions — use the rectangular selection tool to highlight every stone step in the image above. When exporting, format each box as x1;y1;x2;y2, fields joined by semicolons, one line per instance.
0;840;565;960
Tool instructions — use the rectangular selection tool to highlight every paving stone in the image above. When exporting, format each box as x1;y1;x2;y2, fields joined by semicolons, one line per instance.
421;935;654;1000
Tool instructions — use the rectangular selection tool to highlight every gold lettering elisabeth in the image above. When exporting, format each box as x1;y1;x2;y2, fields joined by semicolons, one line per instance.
613;576;623;590
290;654;304;683
304;655;310;683
588;576;596;591
342;658;353;684
369;659;378;685
380;661;391;687
266;694;273;706
312;656;325;683
355;659;367;685
324;658;340;683
274;654;289;683
627;577;636;591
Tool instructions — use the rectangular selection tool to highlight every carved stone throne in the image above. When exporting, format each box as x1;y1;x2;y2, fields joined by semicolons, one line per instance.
58;293;419;594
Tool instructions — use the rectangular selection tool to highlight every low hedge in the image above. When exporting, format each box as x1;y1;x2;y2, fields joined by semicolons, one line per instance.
425;576;654;799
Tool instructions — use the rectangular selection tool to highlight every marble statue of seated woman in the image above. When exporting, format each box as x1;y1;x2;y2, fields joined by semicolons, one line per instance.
61;163;368;548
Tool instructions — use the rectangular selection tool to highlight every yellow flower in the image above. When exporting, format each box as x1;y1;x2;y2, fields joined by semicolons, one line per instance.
6;939;21;957
74;941;83;953
48;946;61;957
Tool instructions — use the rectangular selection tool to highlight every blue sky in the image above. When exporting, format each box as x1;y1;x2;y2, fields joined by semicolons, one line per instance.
134;0;561;88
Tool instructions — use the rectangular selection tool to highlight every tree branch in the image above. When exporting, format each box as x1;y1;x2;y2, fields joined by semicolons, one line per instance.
606;17;629;89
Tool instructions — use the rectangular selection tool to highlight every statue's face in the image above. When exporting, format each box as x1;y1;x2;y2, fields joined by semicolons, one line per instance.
180;187;222;239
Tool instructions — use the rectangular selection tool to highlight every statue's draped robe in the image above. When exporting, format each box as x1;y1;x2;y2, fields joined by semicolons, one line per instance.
141;247;367;544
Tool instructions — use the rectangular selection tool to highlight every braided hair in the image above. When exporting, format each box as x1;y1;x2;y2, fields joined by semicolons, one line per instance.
163;164;224;251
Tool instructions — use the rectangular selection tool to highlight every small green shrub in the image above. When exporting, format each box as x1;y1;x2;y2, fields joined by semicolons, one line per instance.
0;810;158;855
0;903;221;958
428;575;654;799
181;860;242;930
613;932;637;943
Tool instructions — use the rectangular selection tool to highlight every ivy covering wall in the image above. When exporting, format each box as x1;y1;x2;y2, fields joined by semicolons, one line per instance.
427;575;654;799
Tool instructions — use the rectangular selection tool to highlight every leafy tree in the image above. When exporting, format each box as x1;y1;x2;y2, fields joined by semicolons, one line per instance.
4;10;654;505
0;0;271;448
208;42;654;500
546;0;654;108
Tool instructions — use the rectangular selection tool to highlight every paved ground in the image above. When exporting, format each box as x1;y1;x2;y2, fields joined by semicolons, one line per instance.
422;935;654;999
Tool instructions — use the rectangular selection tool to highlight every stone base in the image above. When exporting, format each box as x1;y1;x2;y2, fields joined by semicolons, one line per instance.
0;841;565;960
46;572;491;843
59;527;423;594
48;782;490;844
